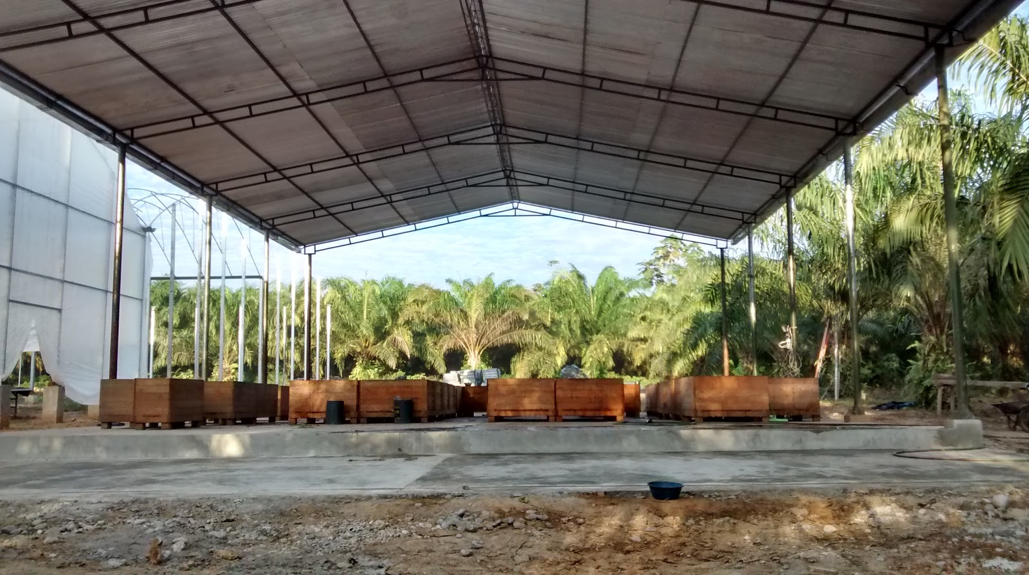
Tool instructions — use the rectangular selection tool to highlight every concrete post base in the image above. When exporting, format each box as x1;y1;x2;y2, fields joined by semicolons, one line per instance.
0;384;11;430
937;418;984;449
42;385;65;424
87;405;100;420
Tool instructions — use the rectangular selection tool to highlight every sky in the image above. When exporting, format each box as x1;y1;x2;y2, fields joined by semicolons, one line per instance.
130;1;1029;289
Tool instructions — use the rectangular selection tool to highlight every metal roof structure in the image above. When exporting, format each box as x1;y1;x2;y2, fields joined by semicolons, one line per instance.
0;0;1019;250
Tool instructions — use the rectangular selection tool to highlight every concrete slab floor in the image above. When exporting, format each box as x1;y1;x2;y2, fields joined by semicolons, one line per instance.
0;450;1026;500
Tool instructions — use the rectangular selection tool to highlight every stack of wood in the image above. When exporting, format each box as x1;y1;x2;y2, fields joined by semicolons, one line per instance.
99;378;205;430
646;376;820;421
485;378;626;422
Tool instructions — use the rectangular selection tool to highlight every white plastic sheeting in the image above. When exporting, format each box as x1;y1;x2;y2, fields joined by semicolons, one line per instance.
0;85;151;405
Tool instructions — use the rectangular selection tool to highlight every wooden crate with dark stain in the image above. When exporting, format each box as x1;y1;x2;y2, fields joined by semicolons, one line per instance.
623;383;641;418
277;386;290;420
555;378;625;421
486;379;556;422
358;379;448;422
133;378;205;429
253;384;280;422
203;381;254;424
459;386;489;416
646;381;664;418
768;377;821;420
99;379;136;428
687;376;769;420
288;380;358;424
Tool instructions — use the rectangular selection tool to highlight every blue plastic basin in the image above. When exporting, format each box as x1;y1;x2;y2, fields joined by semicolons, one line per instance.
647;481;684;500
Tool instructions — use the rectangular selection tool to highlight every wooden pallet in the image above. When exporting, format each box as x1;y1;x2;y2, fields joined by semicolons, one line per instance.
486;379;556;422
555;378;624;421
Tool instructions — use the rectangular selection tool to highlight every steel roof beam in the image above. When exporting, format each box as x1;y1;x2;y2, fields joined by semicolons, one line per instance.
265;165;753;229
489;57;857;135
211;123;793;194
127;57;480;141
683;0;944;43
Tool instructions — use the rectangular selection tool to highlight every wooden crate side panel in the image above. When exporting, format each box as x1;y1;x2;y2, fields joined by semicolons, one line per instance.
487;379;556;417
235;383;259;419
254;384;278;419
278;386;290;419
135;379;203;423
555;379;624;416
359;380;430;418
460;387;489;415
289;380;358;420
99;379;136;422
692;376;769;417
677;377;695;418
624;383;641;416
203;381;239;419
768;377;820;416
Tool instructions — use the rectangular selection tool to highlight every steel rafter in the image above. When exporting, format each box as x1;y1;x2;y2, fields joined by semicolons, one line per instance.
339;0;461;214
460;0;517;200
211;123;792;195
127;57;481;141
676;0;830;231
0;0;268;53
683;0;945;43
264;165;752;229
489;57;856;135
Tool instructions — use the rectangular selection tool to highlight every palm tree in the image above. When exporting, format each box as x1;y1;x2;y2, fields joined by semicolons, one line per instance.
323;277;413;378
407;275;550;374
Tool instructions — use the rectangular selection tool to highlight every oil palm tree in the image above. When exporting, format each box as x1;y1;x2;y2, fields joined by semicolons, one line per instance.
323;277;413;378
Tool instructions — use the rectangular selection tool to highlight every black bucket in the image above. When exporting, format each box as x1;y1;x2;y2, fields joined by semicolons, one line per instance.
394;398;414;424
325;400;345;425
648;481;684;500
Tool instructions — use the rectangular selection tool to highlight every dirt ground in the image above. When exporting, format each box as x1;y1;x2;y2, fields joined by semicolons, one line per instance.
2;487;1029;574
3;405;94;431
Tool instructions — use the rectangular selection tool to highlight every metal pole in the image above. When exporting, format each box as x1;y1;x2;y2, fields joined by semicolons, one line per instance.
237;236;246;382
108;144;127;379
166;203;176;378
785;188;797;341
720;247;729;377
193;198;203;378
290;257;296;380
201;198;212;380
275;261;281;384
217;215;228;381
936;46;971;419
304;253;312;380
28;351;36;389
315;278;321;380
259;232;269;384
833;319;840;401
747;226;757;376
149;307;155;378
326;305;332;379
17;355;23;386
282;306;288;382
843;143;862;414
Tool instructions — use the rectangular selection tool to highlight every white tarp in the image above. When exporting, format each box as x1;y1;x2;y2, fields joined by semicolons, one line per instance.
0;85;150;405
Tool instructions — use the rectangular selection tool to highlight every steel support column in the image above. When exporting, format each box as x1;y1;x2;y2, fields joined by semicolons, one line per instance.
217;217;227;381
785;189;797;340
193;199;203;378
200;198;212;379
236;237;246;382
259;232;269;384
108;144;127;379
166;203;176;377
843;144;862;414
936;46;971;419
720;247;730;377
747;227;758;376
304;253;313;380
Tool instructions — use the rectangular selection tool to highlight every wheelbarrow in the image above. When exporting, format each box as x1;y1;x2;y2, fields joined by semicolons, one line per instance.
993;401;1029;432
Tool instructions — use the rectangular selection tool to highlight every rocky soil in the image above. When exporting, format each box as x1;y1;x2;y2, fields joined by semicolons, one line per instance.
1;487;1029;574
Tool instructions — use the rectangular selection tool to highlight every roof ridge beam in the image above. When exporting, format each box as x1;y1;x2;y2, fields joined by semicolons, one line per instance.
683;0;944;43
0;0;268;53
490;57;856;134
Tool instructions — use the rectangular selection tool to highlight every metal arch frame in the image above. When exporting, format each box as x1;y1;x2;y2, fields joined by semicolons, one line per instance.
267;168;755;228
305;202;729;254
